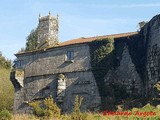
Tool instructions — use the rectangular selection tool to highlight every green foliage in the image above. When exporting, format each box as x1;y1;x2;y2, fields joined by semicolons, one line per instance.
44;96;61;119
18;47;25;53
29;96;60;119
151;82;160;105
25;29;38;52
88;38;116;110
0;67;14;111
0;109;12;120
12;114;39;120
138;21;148;30
29;101;44;117
72;95;83;114
0;52;11;69
141;103;155;112
70;95;88;120
131;104;160;119
126;34;147;84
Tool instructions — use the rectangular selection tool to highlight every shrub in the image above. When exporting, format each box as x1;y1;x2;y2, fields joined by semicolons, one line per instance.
70;95;88;120
28;101;45;117
0;109;12;120
88;38;116;110
44;96;61;119
29;96;61;119
0;68;14;112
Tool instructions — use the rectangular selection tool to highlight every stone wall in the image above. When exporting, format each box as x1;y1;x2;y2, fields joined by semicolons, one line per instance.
13;44;101;113
142;14;160;97
13;72;101;113
103;46;143;109
62;71;101;112
37;13;59;49
11;14;160;113
100;14;160;109
16;44;91;77
104;46;142;95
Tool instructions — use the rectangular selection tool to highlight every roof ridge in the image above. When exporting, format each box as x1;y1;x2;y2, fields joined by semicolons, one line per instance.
87;31;138;39
60;31;138;44
16;31;138;56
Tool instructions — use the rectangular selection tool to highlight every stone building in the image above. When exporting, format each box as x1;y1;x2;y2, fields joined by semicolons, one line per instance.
11;13;160;113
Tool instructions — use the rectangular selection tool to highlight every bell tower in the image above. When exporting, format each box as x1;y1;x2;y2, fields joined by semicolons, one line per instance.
37;12;59;49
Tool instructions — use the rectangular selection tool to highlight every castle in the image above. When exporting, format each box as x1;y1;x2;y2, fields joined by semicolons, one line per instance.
11;13;160;113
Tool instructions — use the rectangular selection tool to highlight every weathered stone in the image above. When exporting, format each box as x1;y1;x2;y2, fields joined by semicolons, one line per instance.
37;12;59;49
10;13;160;113
104;47;142;95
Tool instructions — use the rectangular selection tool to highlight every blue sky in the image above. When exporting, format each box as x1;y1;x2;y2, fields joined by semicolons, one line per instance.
0;0;160;60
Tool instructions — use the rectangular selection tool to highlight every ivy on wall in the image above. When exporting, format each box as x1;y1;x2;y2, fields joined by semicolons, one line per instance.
88;35;147;110
126;34;147;83
88;38;117;110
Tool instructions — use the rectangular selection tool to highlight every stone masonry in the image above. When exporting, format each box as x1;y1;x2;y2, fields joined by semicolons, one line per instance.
11;43;101;113
11;13;160;113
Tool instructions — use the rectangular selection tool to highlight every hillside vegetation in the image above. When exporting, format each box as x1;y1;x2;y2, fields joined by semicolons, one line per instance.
0;52;14;111
10;96;160;120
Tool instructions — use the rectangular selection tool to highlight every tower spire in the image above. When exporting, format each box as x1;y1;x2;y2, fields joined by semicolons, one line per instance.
37;12;59;49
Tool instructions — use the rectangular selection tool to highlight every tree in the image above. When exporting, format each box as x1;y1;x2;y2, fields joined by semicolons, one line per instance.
137;21;148;30
17;47;25;53
25;29;38;51
0;52;13;112
0;51;11;69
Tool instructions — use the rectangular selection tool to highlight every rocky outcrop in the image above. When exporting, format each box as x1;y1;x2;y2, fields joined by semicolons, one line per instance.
141;14;160;98
101;14;160;109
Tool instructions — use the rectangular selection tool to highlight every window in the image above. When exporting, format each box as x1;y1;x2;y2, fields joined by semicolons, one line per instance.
66;51;74;62
16;60;24;68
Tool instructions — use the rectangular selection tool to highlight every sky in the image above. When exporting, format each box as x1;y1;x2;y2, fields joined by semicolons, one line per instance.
0;0;160;60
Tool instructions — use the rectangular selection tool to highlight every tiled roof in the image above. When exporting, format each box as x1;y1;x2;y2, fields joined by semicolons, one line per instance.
59;32;138;47
15;32;138;55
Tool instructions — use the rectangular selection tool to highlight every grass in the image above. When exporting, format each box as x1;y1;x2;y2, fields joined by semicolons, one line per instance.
10;112;160;120
11;102;160;120
11;114;38;120
0;67;14;111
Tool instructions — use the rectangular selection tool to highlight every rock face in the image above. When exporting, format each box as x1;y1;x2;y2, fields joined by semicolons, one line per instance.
142;14;160;97
102;14;160;109
11;14;160;113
